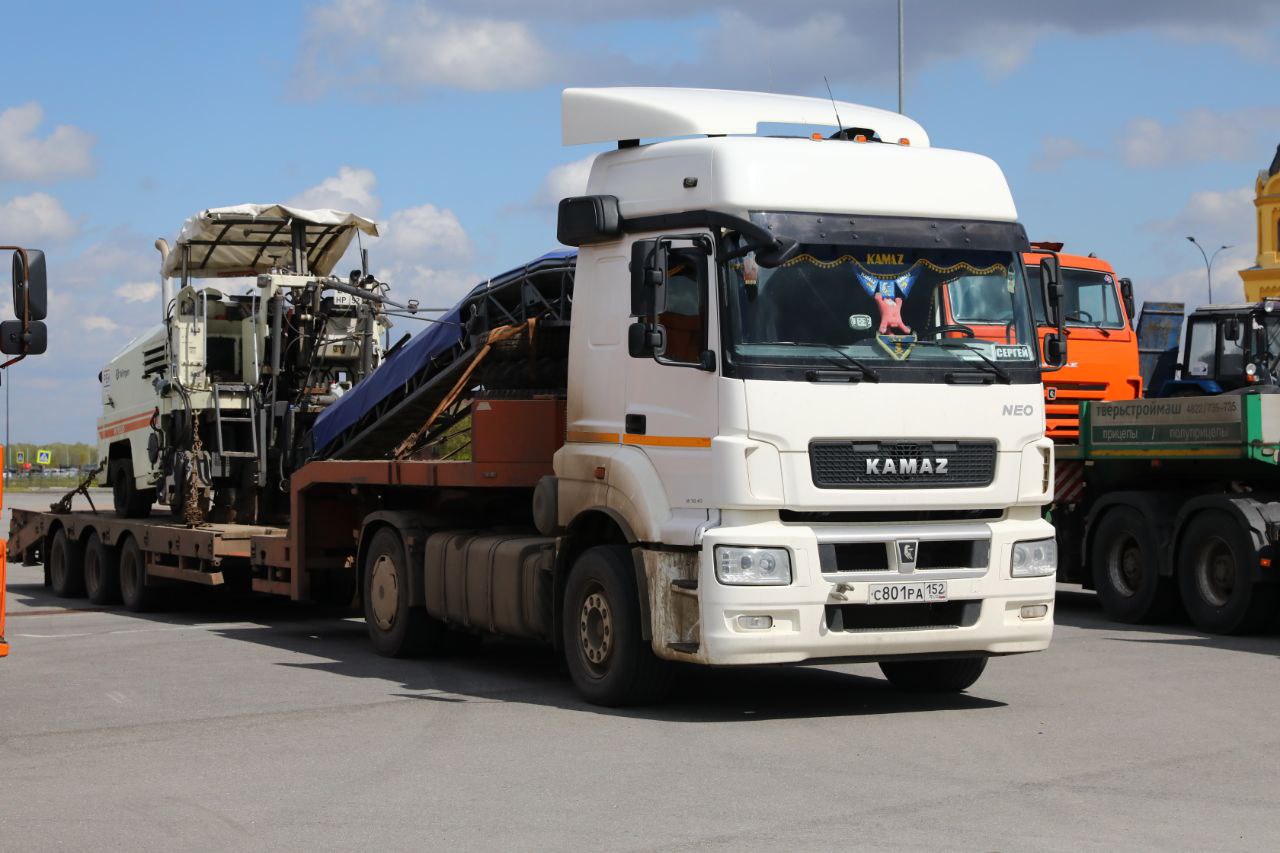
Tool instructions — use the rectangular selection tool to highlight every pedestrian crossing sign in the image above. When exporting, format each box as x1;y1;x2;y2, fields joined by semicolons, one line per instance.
36;449;51;465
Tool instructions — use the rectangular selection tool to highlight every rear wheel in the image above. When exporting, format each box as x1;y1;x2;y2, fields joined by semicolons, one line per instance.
111;457;154;519
118;536;157;612
48;528;85;598
562;545;672;707
1091;506;1178;623
879;656;987;693
83;531;120;605
1178;510;1278;634
362;527;443;657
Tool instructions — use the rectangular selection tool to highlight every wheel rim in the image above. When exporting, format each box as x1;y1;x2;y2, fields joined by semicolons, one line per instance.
1106;533;1142;598
1195;535;1236;609
578;584;614;676
369;555;399;631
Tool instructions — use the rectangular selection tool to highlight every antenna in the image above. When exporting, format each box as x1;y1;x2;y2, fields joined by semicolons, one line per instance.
824;76;845;138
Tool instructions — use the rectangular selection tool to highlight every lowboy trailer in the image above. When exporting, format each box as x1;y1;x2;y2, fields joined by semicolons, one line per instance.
1053;392;1280;634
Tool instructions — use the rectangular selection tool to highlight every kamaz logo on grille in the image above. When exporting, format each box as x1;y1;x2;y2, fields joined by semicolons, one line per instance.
865;458;949;475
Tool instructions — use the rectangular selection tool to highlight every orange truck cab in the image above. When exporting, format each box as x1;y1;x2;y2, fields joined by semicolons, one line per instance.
940;243;1141;439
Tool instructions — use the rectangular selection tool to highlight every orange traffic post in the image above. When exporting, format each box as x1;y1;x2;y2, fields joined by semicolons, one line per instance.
1;445;8;657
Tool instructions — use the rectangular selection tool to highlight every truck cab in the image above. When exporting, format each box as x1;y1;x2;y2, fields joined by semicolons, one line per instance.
1160;301;1280;396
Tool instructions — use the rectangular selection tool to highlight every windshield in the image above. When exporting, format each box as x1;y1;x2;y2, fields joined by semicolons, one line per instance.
1024;266;1126;329
722;223;1039;383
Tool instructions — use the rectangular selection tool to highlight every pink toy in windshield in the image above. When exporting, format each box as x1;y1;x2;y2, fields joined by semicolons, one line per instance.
874;292;911;335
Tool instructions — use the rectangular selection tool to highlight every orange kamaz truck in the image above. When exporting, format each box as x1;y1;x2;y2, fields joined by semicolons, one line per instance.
1024;243;1141;437
940;242;1140;439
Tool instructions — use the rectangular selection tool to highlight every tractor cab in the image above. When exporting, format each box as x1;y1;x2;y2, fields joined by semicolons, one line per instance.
1159;301;1280;396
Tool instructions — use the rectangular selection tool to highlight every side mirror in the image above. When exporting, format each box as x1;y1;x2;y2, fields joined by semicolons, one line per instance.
9;248;48;322
0;319;47;355
1225;316;1242;342
628;321;664;358
1042;332;1066;369
1118;277;1135;322
1039;255;1063;327
557;195;621;247
629;239;668;317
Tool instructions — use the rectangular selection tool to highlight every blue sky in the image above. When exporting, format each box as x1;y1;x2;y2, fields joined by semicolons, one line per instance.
1;0;1278;441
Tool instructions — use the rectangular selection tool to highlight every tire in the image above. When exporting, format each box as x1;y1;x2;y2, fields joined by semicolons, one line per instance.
48;527;85;598
83;531;120;605
111;458;155;519
879;656;988;693
562;545;672;707
1090;505;1178;623
118;535;158;612
362;527;443;657
1178;510;1279;634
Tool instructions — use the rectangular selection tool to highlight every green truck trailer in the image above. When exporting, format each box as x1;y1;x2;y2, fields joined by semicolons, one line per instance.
1053;393;1280;633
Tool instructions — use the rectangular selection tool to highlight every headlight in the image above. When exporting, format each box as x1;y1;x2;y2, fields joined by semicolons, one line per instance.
1011;537;1057;578
714;546;793;585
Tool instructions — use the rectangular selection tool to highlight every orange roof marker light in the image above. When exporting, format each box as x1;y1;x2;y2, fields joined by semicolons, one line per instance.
898;137;911;145
854;134;867;143
811;132;823;141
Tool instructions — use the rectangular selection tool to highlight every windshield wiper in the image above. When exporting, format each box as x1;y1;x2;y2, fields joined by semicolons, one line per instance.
767;341;881;381
931;341;1013;384
1065;313;1111;337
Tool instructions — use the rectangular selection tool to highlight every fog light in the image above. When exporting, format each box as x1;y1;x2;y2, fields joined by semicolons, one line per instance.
1020;604;1048;619
737;615;773;630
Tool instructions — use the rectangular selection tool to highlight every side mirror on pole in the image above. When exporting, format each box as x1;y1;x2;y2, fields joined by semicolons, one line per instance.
1118;277;1136;322
1039;254;1067;369
0;247;48;358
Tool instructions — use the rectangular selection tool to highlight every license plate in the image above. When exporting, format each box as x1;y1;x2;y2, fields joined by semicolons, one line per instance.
867;581;948;604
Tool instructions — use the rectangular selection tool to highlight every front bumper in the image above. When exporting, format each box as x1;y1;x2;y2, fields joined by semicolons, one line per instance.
644;514;1055;666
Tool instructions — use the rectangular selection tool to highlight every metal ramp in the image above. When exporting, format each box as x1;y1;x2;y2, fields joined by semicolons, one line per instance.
212;383;259;459
310;251;576;461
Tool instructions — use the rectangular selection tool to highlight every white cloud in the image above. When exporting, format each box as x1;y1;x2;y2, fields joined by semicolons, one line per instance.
535;154;596;207
288;165;381;214
115;281;161;303
1033;136;1105;172
1120;107;1280;168
1137;185;1259;308
0;103;94;182
378;203;471;264
0;192;78;244
293;0;555;97
80;315;119;332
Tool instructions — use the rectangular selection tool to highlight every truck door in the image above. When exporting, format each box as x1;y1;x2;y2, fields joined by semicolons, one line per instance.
625;236;719;511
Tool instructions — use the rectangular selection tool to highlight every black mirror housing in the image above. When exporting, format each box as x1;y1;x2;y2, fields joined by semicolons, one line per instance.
1039;255;1063;322
557;195;621;246
629;240;667;317
11;248;48;322
1225;316;1242;342
0;319;47;355
1042;332;1066;369
628;321;664;358
1118;276;1135;321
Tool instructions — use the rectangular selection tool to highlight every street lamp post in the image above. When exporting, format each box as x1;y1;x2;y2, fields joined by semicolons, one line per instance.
1186;236;1232;304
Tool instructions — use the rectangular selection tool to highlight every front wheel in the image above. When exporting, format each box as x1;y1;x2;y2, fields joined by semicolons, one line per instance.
562;545;672;707
879;656;987;693
111;458;155;519
1178;510;1278;634
362;527;443;657
1090;505;1177;623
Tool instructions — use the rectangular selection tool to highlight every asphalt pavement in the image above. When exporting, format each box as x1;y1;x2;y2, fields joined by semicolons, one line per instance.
2;490;1279;851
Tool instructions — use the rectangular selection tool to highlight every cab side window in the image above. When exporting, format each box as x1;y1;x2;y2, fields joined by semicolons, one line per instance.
1185;319;1215;377
658;248;708;365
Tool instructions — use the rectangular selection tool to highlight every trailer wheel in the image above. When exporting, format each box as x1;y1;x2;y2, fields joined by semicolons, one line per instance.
362;527;442;657
562;545;672;707
111;459;155;519
1091;506;1176;623
879;656;988;693
48;528;85;598
83;532;120;605
118;536;157;612
1178;510;1278;634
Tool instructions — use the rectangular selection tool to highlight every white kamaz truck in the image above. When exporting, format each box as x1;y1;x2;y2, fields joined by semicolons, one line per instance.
20;88;1061;705
97;205;391;523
